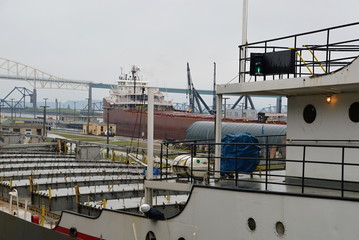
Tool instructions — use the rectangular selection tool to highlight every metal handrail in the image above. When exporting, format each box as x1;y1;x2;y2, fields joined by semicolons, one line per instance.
239;22;359;82
161;140;359;199
239;22;359;48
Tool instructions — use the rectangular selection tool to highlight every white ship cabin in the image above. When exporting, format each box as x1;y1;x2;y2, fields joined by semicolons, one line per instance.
215;22;359;190
107;67;173;111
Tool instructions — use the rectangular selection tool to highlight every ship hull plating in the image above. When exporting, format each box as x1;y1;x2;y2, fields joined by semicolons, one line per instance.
54;185;359;240
106;107;214;140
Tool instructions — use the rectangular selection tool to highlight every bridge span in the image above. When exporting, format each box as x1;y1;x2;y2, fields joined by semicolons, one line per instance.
0;57;280;115
0;57;217;114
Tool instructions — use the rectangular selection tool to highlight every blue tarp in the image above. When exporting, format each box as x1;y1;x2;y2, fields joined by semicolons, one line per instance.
221;132;261;174
142;167;160;176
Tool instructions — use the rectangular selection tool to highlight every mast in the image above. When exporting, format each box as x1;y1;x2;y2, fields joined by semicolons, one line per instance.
240;0;248;82
242;0;248;46
131;66;137;102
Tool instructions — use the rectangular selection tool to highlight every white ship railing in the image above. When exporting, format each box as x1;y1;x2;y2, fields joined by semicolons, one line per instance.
160;138;359;200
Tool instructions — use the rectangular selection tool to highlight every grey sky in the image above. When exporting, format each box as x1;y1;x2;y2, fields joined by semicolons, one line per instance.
0;0;358;109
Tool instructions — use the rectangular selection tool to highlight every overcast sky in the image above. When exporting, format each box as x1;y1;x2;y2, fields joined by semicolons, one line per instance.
0;0;358;110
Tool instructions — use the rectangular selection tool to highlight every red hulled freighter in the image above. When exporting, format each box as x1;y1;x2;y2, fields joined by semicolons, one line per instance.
103;66;284;140
103;66;217;140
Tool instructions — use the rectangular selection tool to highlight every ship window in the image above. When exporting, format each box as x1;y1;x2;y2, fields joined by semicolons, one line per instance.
275;221;285;236
349;102;359;122
248;217;256;231
303;104;316;123
145;231;156;240
69;227;77;237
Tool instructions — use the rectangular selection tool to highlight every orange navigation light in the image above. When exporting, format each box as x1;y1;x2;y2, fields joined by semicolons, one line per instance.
326;95;332;104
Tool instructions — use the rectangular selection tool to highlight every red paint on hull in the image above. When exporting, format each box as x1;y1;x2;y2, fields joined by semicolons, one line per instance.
103;101;286;141
107;108;206;140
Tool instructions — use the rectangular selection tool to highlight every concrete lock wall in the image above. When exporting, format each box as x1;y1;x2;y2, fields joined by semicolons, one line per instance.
76;145;101;161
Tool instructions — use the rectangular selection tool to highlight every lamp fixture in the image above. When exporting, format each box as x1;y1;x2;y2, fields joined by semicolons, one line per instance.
326;95;332;104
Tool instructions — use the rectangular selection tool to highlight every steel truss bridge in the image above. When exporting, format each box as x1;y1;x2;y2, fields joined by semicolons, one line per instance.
0;57;281;115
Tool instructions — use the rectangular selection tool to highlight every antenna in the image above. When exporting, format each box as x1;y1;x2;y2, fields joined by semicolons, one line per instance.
212;62;216;111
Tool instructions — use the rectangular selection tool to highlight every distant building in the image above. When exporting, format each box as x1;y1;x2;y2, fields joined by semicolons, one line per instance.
1;121;43;135
225;109;258;120
60;115;99;123
83;123;116;136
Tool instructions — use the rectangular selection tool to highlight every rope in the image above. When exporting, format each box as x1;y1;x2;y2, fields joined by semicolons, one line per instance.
226;74;239;84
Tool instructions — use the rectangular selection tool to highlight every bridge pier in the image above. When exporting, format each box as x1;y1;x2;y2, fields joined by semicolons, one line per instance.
33;88;37;118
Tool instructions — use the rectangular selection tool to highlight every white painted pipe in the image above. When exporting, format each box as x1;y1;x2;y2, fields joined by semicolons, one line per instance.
147;87;154;180
9;189;19;216
9;195;12;215
240;0;249;82
145;87;155;207
242;0;248;46
24;200;28;220
215;94;223;179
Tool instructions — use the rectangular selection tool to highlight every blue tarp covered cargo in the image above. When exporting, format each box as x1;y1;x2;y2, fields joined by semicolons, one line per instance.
221;132;261;173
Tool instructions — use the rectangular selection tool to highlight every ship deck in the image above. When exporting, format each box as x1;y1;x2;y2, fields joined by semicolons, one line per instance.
85;194;189;210
209;170;359;200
